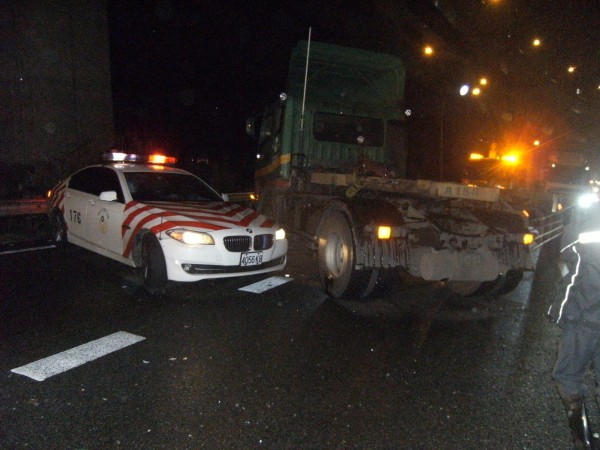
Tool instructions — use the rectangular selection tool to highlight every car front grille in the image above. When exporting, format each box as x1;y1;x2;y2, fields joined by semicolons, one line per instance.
254;234;274;250
223;234;275;252
223;236;251;252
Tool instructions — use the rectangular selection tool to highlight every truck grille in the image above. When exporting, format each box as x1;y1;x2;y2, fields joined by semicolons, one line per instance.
254;234;274;250
223;236;251;252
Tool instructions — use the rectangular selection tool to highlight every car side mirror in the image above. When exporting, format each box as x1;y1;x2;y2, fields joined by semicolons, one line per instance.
99;190;118;201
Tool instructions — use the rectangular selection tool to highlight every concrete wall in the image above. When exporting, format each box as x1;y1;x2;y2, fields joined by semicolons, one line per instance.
0;0;114;196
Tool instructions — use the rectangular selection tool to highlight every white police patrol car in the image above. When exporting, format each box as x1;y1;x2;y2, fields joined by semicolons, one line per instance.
48;152;287;292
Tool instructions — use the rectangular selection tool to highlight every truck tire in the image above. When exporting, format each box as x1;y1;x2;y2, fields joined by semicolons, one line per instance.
494;269;523;295
446;280;483;297
51;209;68;248
452;269;524;297
470;276;505;296
317;211;377;299
141;234;168;294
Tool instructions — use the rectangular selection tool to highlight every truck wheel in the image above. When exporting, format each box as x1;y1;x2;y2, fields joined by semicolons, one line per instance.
364;268;395;298
494;269;523;295
51;210;68;248
446;280;483;297
141;234;168;294
453;269;524;297
318;211;375;299
470;275;505;296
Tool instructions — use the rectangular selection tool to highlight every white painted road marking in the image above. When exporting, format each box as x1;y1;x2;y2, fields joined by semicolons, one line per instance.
239;275;293;294
11;331;146;381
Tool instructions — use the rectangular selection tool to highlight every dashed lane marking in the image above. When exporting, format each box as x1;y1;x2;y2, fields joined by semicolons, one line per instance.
239;275;293;294
11;331;146;381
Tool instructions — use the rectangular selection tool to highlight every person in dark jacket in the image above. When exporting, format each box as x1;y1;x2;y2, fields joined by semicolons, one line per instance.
550;193;600;450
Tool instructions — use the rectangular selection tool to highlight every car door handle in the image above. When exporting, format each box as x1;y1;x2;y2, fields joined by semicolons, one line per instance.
88;199;96;206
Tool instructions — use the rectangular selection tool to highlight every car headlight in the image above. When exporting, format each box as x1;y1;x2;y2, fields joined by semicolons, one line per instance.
166;229;214;245
275;228;286;240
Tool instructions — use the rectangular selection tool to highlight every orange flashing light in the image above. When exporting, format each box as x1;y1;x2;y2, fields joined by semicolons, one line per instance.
501;154;519;165
377;226;392;239
148;154;177;165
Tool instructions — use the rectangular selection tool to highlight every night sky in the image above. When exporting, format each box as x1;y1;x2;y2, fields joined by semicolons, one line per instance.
107;1;600;191
108;1;320;191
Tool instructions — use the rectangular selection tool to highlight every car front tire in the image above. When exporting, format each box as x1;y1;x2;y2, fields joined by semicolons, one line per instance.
51;209;67;248
141;233;168;294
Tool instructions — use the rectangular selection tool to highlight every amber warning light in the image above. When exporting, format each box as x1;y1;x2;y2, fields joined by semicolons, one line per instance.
148;154;177;165
102;152;177;165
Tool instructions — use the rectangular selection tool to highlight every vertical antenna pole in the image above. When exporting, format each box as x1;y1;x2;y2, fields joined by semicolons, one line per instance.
299;27;312;147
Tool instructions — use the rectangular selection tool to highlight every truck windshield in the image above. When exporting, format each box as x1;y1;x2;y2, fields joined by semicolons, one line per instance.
124;172;223;202
546;165;591;186
313;112;384;146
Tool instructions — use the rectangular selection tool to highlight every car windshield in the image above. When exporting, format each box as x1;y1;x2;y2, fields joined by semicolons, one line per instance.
124;172;223;202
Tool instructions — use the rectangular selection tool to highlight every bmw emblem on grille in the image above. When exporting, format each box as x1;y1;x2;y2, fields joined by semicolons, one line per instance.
246;228;253;234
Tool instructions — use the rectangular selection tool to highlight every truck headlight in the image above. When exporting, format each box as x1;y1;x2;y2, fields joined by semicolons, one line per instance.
577;192;599;208
275;228;286;240
166;229;214;245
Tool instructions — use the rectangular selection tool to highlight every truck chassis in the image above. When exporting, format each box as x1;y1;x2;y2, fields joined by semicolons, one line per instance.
262;171;534;299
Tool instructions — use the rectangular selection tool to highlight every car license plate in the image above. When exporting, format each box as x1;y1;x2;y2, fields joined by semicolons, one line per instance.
240;251;263;266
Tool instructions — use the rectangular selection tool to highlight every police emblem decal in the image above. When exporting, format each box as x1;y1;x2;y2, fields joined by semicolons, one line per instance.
98;208;109;234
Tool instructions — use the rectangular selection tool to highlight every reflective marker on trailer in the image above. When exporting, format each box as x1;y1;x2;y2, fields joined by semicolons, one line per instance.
11;331;146;381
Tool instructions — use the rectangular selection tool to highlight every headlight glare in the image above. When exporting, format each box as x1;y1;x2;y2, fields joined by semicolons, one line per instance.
275;228;286;240
166;229;214;245
577;192;599;208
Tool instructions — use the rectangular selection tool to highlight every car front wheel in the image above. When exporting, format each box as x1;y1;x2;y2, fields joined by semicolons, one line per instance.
51;209;67;248
141;233;168;294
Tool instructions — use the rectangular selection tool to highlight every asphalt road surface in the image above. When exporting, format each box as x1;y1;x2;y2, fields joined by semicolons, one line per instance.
0;231;583;449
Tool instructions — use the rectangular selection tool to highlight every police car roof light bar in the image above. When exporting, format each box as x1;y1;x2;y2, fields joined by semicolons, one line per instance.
102;152;176;165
